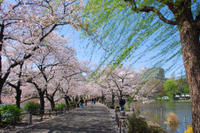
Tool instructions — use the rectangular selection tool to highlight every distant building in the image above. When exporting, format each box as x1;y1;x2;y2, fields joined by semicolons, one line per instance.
139;67;165;98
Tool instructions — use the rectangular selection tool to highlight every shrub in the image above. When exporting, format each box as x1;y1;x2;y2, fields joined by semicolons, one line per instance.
106;102;114;109
54;103;66;111
0;104;22;124
127;115;149;133
68;101;76;105
24;102;40;115
109;104;115;109
127;114;168;133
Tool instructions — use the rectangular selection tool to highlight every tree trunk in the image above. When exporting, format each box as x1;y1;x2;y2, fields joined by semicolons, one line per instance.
111;90;115;106
0;25;4;104
180;21;200;133
50;99;55;111
15;88;22;108
0;79;6;104
64;96;69;105
0;83;2;104
39;92;45;115
46;94;55;111
101;92;105;104
119;90;123;100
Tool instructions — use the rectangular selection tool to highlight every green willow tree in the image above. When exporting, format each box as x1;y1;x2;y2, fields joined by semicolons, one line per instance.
82;0;200;132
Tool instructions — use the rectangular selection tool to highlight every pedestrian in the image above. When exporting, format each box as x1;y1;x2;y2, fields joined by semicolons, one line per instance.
91;98;94;104
85;98;87;106
79;97;84;108
119;97;126;111
94;98;96;104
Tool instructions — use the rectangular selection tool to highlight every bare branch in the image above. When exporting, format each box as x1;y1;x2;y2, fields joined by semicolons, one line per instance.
128;0;178;25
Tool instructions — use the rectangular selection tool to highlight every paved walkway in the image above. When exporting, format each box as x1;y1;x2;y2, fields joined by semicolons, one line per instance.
17;103;115;133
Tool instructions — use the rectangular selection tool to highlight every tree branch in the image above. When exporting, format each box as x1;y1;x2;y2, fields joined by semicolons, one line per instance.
196;12;200;31
136;6;177;25
157;0;177;15
127;0;178;25
7;82;17;89
27;78;42;92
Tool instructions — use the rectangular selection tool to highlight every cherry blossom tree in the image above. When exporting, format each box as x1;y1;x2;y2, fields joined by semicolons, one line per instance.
45;77;61;110
58;61;89;105
6;62;24;108
95;66;140;106
110;67;139;100
0;0;83;104
24;33;73;114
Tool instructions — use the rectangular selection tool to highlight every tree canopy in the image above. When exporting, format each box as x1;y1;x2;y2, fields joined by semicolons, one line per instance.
82;0;200;71
82;1;200;131
164;79;178;100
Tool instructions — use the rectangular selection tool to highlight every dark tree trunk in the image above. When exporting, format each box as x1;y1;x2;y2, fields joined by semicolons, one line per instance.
180;20;200;133
0;79;7;104
50;99;55;111
7;82;22;108
119;90;123;100
64;97;69;105
111;90;115;106
101;90;105;104
64;95;71;105
15;88;22;108
0;83;2;104
0;24;4;104
46;96;55;111
39;91;45;115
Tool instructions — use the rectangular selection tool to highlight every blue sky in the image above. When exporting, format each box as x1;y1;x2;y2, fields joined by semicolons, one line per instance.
58;25;185;78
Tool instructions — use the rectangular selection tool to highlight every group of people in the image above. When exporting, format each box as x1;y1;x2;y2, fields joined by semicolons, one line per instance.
79;97;87;108
91;98;97;104
79;97;98;108
76;96;126;111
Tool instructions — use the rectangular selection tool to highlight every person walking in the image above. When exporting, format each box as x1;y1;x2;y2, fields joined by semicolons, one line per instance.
91;98;94;104
119;98;126;111
79;97;84;108
85;98;87;106
94;98;96;104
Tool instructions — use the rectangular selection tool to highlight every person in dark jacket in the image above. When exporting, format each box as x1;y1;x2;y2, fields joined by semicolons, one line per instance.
80;97;84;108
119;98;126;111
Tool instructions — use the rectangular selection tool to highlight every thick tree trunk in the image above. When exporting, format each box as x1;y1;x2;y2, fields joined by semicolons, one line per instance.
50;99;55;111
111;90;115;106
0;83;2;104
64;96;70;105
7;81;22;108
0;79;6;104
39;92;45;115
15;88;22;108
101;92;105;104
180;21;200;133
46;94;55;111
0;25;4;104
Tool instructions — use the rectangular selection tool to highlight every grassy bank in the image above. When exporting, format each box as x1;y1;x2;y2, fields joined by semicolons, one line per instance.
127;113;168;133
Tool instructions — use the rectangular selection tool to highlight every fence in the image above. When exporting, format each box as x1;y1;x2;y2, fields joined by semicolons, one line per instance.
115;109;128;133
0;104;77;127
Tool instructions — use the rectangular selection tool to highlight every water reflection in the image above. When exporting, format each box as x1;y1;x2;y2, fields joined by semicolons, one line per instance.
140;102;192;133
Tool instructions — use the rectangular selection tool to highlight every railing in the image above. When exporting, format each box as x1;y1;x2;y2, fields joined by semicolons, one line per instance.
99;101;128;133
0;104;77;128
115;108;128;133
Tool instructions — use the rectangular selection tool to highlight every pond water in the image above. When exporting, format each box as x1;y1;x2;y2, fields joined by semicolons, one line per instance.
140;102;192;133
